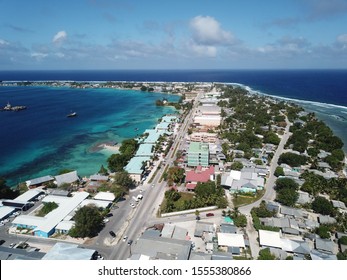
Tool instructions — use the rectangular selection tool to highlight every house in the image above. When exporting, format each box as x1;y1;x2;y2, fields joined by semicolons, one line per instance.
25;175;54;188
221;170;264;194
124;156;151;182
217;233;246;249
185;166;214;191
297;191;313;205
90;174;108;182
194;221;216;237
94;191;115;202
315;238;336;254
332;200;347;210
131;235;192;260
54;171;79;187
318;215;337;225
42;243;96;260
280;206;306;219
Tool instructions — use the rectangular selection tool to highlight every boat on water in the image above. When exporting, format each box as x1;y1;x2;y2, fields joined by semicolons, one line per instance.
67;112;77;117
1;102;27;112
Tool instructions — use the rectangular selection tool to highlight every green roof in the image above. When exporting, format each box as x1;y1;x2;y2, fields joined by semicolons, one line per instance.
188;142;209;153
136;144;154;157
125;156;150;174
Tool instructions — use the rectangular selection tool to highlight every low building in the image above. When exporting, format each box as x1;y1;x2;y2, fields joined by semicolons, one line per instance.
189;132;218;143
131;235;192;260
54;171;79;187
124;156;151;182
217;233;246;249
25;175;54;188
42;243;96;260
12;191;89;238
0;206;16;222
94;191;115;202
90;174;108;181
221;170;264;194
135;144;154;157
193;115;221;127
185;166;214;191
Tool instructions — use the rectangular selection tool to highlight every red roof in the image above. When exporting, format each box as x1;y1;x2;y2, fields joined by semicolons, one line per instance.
186;183;197;190
186;166;214;183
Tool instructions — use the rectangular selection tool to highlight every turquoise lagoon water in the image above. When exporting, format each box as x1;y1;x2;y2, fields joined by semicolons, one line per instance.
0;86;179;185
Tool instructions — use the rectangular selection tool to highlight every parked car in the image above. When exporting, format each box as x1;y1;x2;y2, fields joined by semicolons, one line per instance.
127;240;133;246
9;243;16;248
122;236;128;242
109;231;116;238
106;213;113;217
103;218;109;223
206;213;214;217
195;216;200;220
0;240;5;245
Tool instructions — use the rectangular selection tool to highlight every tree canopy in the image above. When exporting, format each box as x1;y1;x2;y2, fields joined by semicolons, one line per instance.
69;205;104;238
278;152;307;167
312;196;334;216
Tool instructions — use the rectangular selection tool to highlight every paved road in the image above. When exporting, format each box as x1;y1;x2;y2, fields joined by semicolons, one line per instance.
107;91;202;260
239;116;292;259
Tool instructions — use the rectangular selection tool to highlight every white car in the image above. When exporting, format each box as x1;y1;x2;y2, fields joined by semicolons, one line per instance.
103;218;109;223
130;203;136;208
122;236;128;242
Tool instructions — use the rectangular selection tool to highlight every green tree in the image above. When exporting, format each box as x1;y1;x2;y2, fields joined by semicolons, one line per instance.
69;205;104;238
337;250;347;260
167;167;185;186
275;177;299;191
338;236;347;246
278;152;307;167
274;166;284;177
276;188;298;207
195;181;216;197
312;197;334;216
107;153;128;172
0;177;19;199
99;165;108;175
234;214;247;227
258;248;276;260
231;161;243;171
37;202;58;217
263;131;280;145
113;171;134;190
316;225;331;239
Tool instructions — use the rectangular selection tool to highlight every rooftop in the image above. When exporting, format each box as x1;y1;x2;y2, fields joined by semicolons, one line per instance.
188;142;209;153
124;156;150;174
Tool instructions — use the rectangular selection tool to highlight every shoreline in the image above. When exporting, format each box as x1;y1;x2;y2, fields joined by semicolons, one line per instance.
1;81;346;186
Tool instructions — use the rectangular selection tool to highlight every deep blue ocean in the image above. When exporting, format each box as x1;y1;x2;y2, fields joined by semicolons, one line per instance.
0;69;346;186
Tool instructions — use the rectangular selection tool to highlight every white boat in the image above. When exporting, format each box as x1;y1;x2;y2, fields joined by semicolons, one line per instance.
67;112;77;117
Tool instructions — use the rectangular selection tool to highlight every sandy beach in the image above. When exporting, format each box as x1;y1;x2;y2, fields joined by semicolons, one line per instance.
89;142;120;153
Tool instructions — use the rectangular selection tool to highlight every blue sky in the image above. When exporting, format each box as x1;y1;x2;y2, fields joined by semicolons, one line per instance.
1;0;347;69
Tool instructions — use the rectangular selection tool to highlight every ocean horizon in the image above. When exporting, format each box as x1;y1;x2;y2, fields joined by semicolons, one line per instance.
1;69;346;186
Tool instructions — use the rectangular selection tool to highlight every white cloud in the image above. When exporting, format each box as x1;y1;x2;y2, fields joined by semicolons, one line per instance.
31;52;48;60
52;31;67;44
0;39;10;46
190;16;233;45
191;44;217;57
337;34;347;44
